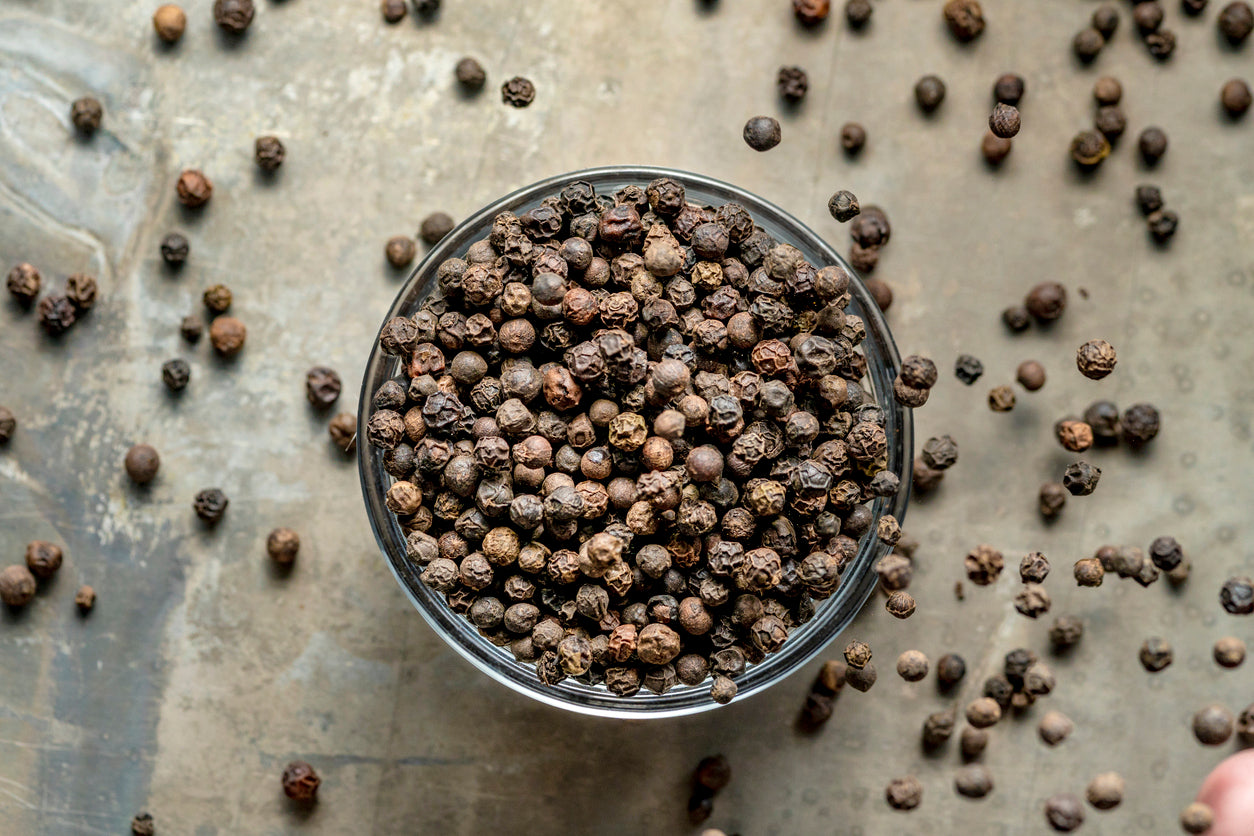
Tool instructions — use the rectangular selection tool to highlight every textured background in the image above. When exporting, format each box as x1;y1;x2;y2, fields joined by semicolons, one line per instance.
1;1;1252;834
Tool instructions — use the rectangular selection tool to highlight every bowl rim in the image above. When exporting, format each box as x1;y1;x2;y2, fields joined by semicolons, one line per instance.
358;164;912;719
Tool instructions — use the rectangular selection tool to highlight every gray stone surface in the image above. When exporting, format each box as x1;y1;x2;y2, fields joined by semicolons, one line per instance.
1;1;1252;834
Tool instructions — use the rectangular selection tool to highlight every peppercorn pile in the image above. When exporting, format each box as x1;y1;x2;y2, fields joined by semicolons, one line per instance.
364;177;907;702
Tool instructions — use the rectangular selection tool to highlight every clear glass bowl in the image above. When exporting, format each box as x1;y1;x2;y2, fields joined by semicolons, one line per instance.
358;166;912;719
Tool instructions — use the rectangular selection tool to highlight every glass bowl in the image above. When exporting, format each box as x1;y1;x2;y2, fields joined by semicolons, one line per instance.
358;165;912;719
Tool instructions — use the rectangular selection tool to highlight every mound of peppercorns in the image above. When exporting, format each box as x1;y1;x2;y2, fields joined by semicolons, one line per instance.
364;177;904;701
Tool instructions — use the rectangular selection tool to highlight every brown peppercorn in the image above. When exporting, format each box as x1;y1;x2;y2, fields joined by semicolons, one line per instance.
306;366;342;408
1139;636;1173;671
936;653;967;688
1193;704;1235;745
989;103;1020;139
193;488;229;525
255;135;285;172
266;527;300;565
203;284;232;313
915;75;946;112
1039;711;1074;746
943;0;985;41
214;0;254;33
965;544;1004;585
743;116;782;151
420;212;455;245
1222;79;1252;117
1139;126;1168;165
64;273;97;312
1025;282;1067;321
130;813;155;836
328;413;356;452
1181;802;1215;834
153;4;187;42
777;66;809;103
885;590;916;619
1219;1;1254;43
1134;1;1164;32
1085;772;1123;810
1073;28;1105;63
1057;421;1093;453
1073;557;1105;587
1039;482;1067;519
982;132;1013;165
1063;461;1101;496
922;709;957;749
637;622;681;665
840;122;866;154
38;295;77;335
1214;636;1246;668
1093;76;1122;106
386;236;416;268
960;726;988;761
885;776;923;811
1076;339;1117;379
1045;794;1085;832
844;639;872;669
281;760;320;801
6;262;41;304
24;540;63;580
793;0;831;25
1239;705;1254;744
70;97;103;134
994;73;1026;105
0;565;37;607
125;444;161;484
1050;616;1084;648
987;385;1016;412
954;764;994;799
1015;584;1052;619
845;661;877;692
1092;4;1119;37
0;406;15;444
75;585;96;612
455;57;486;89
896;650;929;682
209;316;246;356
501;77;535;107
966;697;1002;729
1070;130;1111;167
176;169;213;207
1121;403;1160;446
1016;360;1046;391
1019;551;1050;584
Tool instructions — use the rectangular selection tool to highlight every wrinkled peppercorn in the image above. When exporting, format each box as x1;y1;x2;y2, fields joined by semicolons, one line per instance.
501;77;535;107
203;284;232;313
421;212;455;245
1138;126;1168;166
1049;615;1084;648
1121;403;1160;446
1071;130;1111;167
988;385;1016;412
1148;209;1179;243
1139;636;1173;671
989;103;1020;138
827;190;860;223
885;776;923;811
954;354;983;385
70;97;103;134
777;66;809;103
1076;339;1117;379
176;169;213;207
943;0;985;41
281;760;320;801
255;135;285;171
937;653;967;688
840;122;866;154
130;813;155;836
160;232;189;267
214;0;254;33
1045;794;1085;832
1220;576;1254;614
38;295;77;335
1063;461;1101;496
193;488;229;524
386;236;416;268
306;366;342;407
6;263;41;304
267;527;300;565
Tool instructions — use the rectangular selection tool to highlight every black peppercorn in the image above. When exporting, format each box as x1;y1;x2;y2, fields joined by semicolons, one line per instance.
743;116;782;151
255;135;285;171
455;57;486;90
1220;576;1254;614
501;77;535;107
993;73;1025;105
1138;126;1168;165
38;294;77;335
281;760;321;801
193;488;229;524
777;66;809;103
840;122;866;154
914;75;946;112
161;358;190;391
845;0;872;28
1092;5;1119;38
70;97;103;134
989;103;1020;138
161;232;189;266
1073;28;1105;62
954;354;983;385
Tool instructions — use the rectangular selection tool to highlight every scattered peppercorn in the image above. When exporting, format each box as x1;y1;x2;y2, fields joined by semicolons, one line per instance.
864;278;893;311
937;653;967;688
24;540;62;580
915;75;946;112
845;662;877;692
381;0;407;23
1063;461;1100;496
38;295;77;335
1085;772;1123;810
954;354;983;385
176;170;213;207
743;116;782;151
420;212;455;245
306;366;342;408
966;697;1002;729
75;585;96;612
1213;636;1246;667
1093;76;1122;106
1074;557;1105;587
1016;360;1046;391
1180;802;1215;834
1193;704;1235;745
827;190;860;223
1092;5;1119;38
255;135;285;171
885;590;916;619
203;284;232;313
989;103;1020;138
943;0;985;41
125;444;161;484
1139;636;1174;671
328;412;356;452
193;488;229;525
1182;0;1208;14
1039;482;1068;519
1045;794;1085;831
993;73;1025;105
6;263;41;305
70;97;103;135
1138;126;1168;166
1071;130;1111;167
64;274;97;312
131;813;155;836
0;565;37;607
1219;1;1254;43
1121;403;1160;446
213;0;254;33
1001;305;1030;332
266;527;300;565
777;66;809;103
501;77;535;107
1076;339;1117;380
179;316;202;343
1134;1;1165;32
955;764;994;799
1049;615;1084;648
845;0;872;28
1221;78;1252;116
153;4;187;42
987;385;1016;412
922;709;957;749
209;316;246;356
386;235;417;268
281;760;320;801
0;406;15;444
896;650;929;682
1220;575;1254;614
1239;704;1254;744
885;776;923;811
455;57;486;90
1073;28;1106;63
1057;420;1093;453
1148;209;1179;243
840;122;866;154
